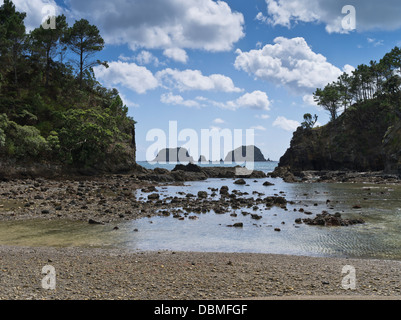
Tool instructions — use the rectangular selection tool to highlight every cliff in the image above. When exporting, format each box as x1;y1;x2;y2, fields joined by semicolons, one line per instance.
273;99;401;179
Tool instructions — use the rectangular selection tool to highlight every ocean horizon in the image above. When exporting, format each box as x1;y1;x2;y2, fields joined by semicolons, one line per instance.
137;161;279;174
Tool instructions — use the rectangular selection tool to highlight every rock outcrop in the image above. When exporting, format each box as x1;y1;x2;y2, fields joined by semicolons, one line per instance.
152;147;194;163
272;100;401;180
224;145;268;163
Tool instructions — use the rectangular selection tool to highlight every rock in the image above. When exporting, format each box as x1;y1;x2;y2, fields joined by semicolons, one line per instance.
234;179;246;185
233;223;244;228
263;181;275;186
153;147;194;163
197;191;208;199
142;186;157;193
147;193;160;200
220;186;229;195
224;145;268;162
173;163;202;173
89;219;105;225
302;212;365;227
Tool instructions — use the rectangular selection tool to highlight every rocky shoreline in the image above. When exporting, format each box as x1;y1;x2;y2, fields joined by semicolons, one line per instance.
270;166;401;184
1;164;401;300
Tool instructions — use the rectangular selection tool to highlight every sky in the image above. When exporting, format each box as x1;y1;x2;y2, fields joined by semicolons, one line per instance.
6;0;401;161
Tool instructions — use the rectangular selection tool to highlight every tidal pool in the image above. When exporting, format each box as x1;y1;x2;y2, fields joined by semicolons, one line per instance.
1;178;401;260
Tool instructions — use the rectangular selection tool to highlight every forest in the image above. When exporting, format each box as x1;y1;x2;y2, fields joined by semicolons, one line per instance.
313;47;401;122
0;0;136;170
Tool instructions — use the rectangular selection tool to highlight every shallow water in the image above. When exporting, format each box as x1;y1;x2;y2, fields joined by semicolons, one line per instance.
1;175;401;260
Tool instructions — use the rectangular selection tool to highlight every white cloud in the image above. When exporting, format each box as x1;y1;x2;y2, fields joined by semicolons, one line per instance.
67;0;245;52
260;0;401;33
251;125;267;131
93;61;158;94
201;91;271;112
163;48;188;64
234;91;271;111
302;94;318;107
273;116;300;132
160;92;200;108
118;93;140;109
213;118;225;124
156;68;243;93
235;37;347;96
135;50;161;66
3;0;63;31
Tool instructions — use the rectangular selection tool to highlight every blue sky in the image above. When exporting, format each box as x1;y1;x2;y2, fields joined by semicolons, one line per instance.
9;0;401;161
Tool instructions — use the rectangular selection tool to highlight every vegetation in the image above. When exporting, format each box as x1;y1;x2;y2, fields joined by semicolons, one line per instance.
313;47;401;122
301;113;318;130
0;0;136;171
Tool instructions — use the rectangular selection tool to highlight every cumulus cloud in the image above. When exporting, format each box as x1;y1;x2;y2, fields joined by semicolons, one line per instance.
273;116;300;132
234;91;271;111
163;48;189;64
258;0;401;33
160;92;200;108
156;68;243;93
67;0;245;53
134;51;161;66
93;61;158;94
209;90;271;111
235;37;348;96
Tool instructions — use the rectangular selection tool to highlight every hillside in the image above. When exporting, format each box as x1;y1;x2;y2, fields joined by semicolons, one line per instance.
272;46;401;180
0;1;137;177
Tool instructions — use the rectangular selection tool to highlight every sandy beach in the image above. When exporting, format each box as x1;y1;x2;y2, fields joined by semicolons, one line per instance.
1;245;401;300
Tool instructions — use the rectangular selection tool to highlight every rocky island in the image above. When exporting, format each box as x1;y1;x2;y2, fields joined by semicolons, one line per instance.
224;145;270;162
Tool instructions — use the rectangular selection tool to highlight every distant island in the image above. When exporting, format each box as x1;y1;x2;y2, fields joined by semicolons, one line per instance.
152;147;194;163
224;145;270;162
152;145;271;163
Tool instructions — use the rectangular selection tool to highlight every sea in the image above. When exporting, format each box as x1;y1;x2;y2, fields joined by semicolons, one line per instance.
1;161;401;261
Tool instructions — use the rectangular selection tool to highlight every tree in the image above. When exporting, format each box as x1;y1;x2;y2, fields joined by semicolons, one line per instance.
314;83;341;122
337;72;353;112
63;19;105;89
301;113;318;130
0;0;26;85
30;15;68;87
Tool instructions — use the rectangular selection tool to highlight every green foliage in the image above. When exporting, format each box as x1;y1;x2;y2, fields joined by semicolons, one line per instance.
314;46;401;123
301;113;318;130
0;113;49;158
63;19;105;88
0;1;137;171
58;108;132;167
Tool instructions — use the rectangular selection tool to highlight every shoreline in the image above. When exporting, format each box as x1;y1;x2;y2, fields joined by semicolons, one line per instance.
1;171;401;300
1;245;401;300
